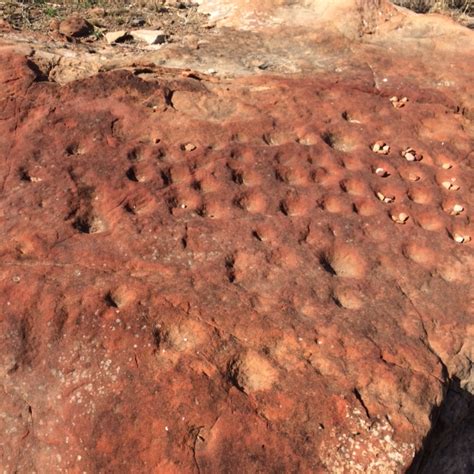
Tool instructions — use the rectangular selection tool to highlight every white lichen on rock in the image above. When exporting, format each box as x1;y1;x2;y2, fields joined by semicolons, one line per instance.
320;408;415;473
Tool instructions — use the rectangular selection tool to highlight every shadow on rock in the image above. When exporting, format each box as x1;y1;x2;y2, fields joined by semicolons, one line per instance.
408;377;474;474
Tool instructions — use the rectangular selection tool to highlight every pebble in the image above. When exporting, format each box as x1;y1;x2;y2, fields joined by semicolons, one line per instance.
105;31;128;44
375;167;390;177
376;192;394;203
182;143;197;152
389;96;408;108
131;29;167;45
401;147;422;162
391;212;409;224
442;180;460;191
453;233;470;244
372;141;390;154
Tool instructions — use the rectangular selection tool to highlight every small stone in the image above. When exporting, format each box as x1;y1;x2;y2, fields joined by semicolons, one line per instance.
375;167;390;177
59;17;94;38
105;31;129;44
441;163;452;170
372;141;390;154
390;96;408;108
401;147;421;162
453;234;470;244
131;18;146;27
451;204;464;215
131;29;167;45
182;143;196;152
391;212;409;224
376;192;394;203
442;180;460;191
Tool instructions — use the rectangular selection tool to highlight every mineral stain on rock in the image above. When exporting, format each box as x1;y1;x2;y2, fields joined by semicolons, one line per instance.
0;0;473;472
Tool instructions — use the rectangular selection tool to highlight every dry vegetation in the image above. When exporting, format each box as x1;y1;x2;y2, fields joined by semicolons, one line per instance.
0;0;472;32
392;0;473;15
0;0;205;33
3;0;474;12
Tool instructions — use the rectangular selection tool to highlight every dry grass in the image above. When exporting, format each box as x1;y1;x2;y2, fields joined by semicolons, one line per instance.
2;0;473;30
0;0;202;33
392;0;473;15
7;0;474;15
13;0;171;5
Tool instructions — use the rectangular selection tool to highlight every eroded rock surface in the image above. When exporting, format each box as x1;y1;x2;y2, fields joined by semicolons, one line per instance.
0;1;473;472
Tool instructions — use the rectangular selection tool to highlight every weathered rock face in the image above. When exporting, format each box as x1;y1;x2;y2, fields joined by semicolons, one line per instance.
0;1;473;472
196;0;397;32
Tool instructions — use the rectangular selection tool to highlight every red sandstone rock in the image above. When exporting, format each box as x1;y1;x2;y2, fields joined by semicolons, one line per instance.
58;16;94;38
0;1;473;472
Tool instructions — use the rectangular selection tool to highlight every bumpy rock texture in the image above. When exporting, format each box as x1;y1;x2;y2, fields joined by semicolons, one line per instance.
0;1;473;472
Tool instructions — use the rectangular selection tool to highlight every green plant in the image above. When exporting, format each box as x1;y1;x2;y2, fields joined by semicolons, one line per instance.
92;28;103;39
43;6;58;16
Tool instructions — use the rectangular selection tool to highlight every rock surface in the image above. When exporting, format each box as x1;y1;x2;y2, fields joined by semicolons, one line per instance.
132;29;167;45
105;30;128;45
0;1;473;472
58;16;94;38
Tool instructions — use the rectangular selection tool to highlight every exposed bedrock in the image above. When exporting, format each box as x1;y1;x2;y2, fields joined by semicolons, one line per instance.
0;0;473;471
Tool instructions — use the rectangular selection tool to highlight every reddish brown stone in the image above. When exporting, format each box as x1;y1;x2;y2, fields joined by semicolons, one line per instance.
0;19;12;32
58;16;93;38
0;1;473;472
